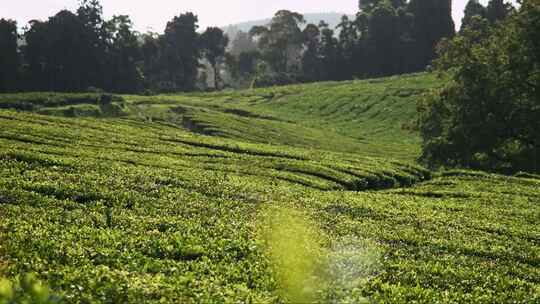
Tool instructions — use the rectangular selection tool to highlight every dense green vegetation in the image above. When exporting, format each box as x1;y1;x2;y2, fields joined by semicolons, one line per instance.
0;72;538;303
418;0;540;174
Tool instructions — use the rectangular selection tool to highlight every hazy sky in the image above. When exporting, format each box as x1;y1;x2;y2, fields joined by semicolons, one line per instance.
3;1;509;32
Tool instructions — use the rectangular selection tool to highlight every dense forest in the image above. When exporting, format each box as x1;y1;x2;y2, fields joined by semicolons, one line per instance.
0;0;513;93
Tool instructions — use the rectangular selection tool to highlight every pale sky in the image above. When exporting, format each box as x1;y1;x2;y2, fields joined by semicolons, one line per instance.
3;0;512;32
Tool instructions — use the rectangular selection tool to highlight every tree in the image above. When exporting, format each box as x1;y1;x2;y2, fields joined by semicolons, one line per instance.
225;50;261;87
359;0;384;12
140;32;162;91
0;19;19;92
395;6;417;73
318;21;340;81
408;0;455;70
77;0;107;89
250;10;305;73
104;15;144;93
230;31;257;57
461;0;487;32
336;16;359;80
21;20;49;91
201;27;229;89
418;0;540;174
22;10;94;91
486;0;513;23
301;23;323;82
368;2;400;76
20;0;109;91
161;13;201;91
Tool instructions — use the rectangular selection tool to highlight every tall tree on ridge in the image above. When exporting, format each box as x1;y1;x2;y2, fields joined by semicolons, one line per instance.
250;10;305;73
104;15;144;93
229;31;257;57
486;0;513;23
201;27;229;89
77;0;107;89
22;20;49;91
319;21;340;81
22;10;92;91
301;23;323;82
461;0;488;32
408;0;455;70
162;13;200;91
368;1;401;76
337;15;359;80
0;19;19;92
140;32;162;91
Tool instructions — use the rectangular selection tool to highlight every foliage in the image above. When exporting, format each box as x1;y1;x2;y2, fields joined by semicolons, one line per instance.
318;21;342;81
225;50;261;86
229;30;257;57
200;27;229;89
300;0;455;82
2;0;501;92
0;19;19;92
461;0;514;32
300;24;323;82
418;0;540;173
0;274;60;304
367;2;401;76
2;1;208;94
22;10;99;92
0;73;538;302
486;0;514;23
103;15;144;93
461;0;488;32
250;10;305;74
241;0;456;85
160;13;200;92
408;0;455;70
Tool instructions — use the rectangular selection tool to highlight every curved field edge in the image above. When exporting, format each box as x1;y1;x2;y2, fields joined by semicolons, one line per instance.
0;73;443;160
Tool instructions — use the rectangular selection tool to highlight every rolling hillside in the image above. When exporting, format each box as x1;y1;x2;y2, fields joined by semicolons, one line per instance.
0;73;538;303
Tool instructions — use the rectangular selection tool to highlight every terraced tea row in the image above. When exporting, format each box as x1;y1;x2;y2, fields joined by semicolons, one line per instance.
0;72;538;303
0;111;429;192
0;73;442;160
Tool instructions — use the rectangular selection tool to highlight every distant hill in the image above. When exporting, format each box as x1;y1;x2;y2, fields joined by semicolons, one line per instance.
223;12;354;39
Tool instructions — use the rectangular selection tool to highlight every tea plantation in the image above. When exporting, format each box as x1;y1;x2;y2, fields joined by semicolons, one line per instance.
0;73;538;303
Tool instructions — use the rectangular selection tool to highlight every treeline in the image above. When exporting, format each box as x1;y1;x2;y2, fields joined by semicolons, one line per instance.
229;0;455;87
228;0;514;87
0;0;228;93
0;0;514;93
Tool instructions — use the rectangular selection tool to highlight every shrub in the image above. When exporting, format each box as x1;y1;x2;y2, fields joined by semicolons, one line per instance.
418;0;540;174
0;274;60;303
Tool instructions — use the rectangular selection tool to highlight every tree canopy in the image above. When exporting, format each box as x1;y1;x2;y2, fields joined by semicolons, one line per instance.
0;19;19;92
418;0;539;174
201;27;229;89
0;0;516;92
